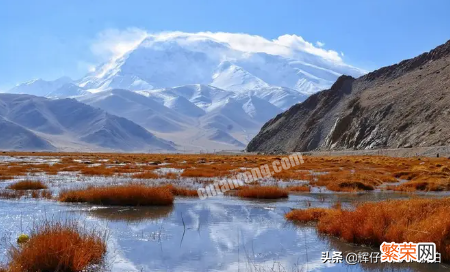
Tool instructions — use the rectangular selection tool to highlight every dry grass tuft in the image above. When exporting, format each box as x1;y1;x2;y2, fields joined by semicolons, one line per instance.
163;184;198;197
4;152;450;192
132;171;159;179
31;190;53;199
6;180;48;190
312;171;383;192
237;186;288;199
286;198;450;261
6;221;106;272
160;172;179;179
285;208;334;223
59;184;174;206
287;185;311;192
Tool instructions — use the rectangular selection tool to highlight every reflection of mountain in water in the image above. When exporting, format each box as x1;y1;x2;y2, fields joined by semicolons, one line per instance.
99;198;448;272
89;206;174;222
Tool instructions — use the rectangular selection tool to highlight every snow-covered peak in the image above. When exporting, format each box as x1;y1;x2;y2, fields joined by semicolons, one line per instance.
211;62;269;92
74;34;363;95
9;77;73;97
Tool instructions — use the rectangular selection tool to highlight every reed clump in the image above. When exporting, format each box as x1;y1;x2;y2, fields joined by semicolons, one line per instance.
287;185;311;192
237;186;288;199
286;198;450;261
59;184;174;206
6;180;48;190
6;221;106;272
163;184;198;197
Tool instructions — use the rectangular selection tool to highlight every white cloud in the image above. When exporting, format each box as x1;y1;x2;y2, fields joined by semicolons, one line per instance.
77;61;97;73
91;29;346;64
91;28;148;61
316;41;325;47
88;29;366;77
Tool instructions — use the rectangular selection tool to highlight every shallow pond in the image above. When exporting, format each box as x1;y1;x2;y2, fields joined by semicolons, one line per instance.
0;191;449;272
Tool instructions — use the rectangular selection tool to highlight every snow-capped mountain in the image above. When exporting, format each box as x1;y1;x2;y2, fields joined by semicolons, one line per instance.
6;32;365;151
76;34;363;94
9;77;73;97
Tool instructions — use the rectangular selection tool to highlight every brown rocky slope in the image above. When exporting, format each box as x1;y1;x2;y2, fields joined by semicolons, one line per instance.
247;40;450;152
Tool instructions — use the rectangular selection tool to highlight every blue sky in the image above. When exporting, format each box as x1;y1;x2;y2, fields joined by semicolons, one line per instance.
1;0;449;90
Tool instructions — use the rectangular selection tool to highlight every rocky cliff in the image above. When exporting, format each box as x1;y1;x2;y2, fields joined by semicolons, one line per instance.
247;40;450;152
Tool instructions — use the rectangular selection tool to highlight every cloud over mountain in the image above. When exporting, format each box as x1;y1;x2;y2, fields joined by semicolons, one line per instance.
90;29;365;75
5;30;366;152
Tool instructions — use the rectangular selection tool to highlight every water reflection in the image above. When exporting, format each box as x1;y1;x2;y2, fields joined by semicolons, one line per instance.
88;206;174;222
323;236;449;272
100;197;449;272
0;193;449;272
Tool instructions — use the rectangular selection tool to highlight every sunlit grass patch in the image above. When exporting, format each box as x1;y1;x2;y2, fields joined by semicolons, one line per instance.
59;184;174;206
6;180;48;190
163;184;198;197
132;171;159;179
6;221;106;272
286;185;311;192
286;198;450;262
272;171;311;181
237;186;288;199
30;190;53;199
386;177;450;192
285;208;334;223
4;152;450;193
312;171;384;192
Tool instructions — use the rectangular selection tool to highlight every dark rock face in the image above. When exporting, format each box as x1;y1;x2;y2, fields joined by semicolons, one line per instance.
247;40;450;152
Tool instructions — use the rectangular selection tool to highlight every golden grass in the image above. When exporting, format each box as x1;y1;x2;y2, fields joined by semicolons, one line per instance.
6;180;48;190
3;152;450;192
6;221;106;272
285;208;333;223
163;184;198;197
58;185;174;206
132;171;159;179
272;171;311;180
312;171;391;191
237;186;288;199
286;198;450;261
160;172;179;179
31;190;53;199
287;185;311;192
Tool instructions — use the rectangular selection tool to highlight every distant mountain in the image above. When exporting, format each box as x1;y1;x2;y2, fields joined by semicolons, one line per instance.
0;116;55;151
75;35;363;94
78;87;278;151
9;77;73;97
6;33;365;151
247;39;450;153
0;93;175;152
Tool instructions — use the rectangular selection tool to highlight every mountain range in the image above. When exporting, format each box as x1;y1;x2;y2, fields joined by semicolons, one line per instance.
0;93;175;152
248;39;450;153
4;33;364;152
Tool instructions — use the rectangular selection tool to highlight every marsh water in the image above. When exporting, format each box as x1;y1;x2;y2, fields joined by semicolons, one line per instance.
0;191;448;272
